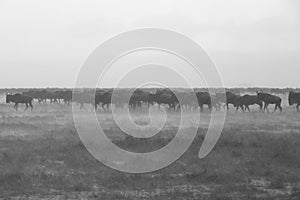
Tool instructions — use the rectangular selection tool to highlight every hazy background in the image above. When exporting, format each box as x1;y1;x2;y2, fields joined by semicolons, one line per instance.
0;0;299;88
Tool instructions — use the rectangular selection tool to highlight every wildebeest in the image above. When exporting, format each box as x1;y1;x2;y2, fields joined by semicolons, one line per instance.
22;90;47;103
59;90;73;104
6;93;33;110
235;94;263;112
72;91;95;110
154;89;179;110
23;89;73;104
129;89;151;110
225;92;241;111
147;93;156;107
95;91;112;111
288;91;300;111
256;90;282;112
176;92;198;110
110;90;130;110
196;92;212;111
211;93;226;111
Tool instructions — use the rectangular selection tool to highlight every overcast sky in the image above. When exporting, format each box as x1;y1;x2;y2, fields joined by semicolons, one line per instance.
0;0;299;88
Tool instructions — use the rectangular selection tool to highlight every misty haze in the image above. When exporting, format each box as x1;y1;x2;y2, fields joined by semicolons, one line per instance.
0;1;299;200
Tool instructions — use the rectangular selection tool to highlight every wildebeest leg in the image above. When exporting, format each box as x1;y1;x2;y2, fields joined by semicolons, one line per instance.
176;104;181;111
272;105;278;113
258;103;263;112
242;105;245;112
171;104;176;111
208;104;212;112
246;105;250;112
14;103;18;111
235;105;239;112
242;105;245;111
167;104;171;111
199;104;203;112
264;103;269;112
29;102;33;110
297;104;300;112
241;105;245;112
278;104;282;112
174;104;178;111
238;105;242;112
101;103;106;111
80;103;84;109
24;103;29;111
168;103;173;111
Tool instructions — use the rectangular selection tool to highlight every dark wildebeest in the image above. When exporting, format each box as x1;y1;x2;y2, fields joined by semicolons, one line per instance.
147;93;156;107
235;94;263;112
288;91;300;111
176;92;198;111
225;92;241;111
256;90;282;113
34;90;48;103
95;91;112;111
109;90;129;110
154;89;179;111
23;90;48;103
129;89;150;110
211;93;226;111
22;90;38;101
73;91;95;110
35;90;52;103
6;93;33;110
196;92;212;111
60;90;73;104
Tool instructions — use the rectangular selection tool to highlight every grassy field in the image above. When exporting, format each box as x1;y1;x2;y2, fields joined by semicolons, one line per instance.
0;103;299;199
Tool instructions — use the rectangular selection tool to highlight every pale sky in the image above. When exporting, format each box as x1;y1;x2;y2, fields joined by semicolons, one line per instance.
0;0;299;88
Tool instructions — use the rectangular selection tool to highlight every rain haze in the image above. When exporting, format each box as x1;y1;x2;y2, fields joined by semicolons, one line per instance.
0;0;299;88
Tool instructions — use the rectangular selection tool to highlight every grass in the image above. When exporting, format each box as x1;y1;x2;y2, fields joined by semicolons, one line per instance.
0;104;299;199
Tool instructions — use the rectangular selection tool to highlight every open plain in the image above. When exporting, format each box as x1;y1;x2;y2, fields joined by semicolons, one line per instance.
0;97;299;200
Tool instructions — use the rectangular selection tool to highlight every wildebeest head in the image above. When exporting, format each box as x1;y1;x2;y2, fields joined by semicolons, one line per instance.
6;94;13;103
256;89;265;100
288;91;300;106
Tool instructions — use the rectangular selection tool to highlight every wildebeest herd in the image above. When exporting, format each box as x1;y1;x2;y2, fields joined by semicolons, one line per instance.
4;88;300;112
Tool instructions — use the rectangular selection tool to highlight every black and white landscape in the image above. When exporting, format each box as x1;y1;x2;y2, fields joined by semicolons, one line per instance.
0;1;299;199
